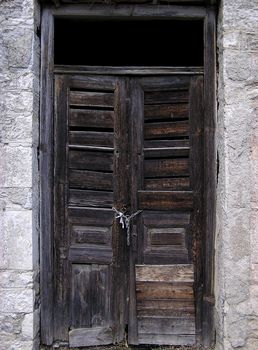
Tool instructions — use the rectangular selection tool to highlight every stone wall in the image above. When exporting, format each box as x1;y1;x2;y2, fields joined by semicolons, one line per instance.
0;0;258;349
0;0;40;349
216;0;258;349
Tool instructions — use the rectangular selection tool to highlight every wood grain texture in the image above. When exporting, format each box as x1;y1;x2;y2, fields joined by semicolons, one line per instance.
40;7;54;345
55;65;204;76
144;177;190;191
69;131;114;147
144;158;189;178
137;333;195;346
69;326;113;347
69;189;113;207
144;103;189;120
145;120;189;139
136;264;194;283
69;245;113;264
144;90;189;104
69;150;113;171
136;282;194;300
202;8;216;347
70;109;114;128
69;169;113;190
139;191;193;210
71;225;111;245
52;5;207;20
70;90;114;108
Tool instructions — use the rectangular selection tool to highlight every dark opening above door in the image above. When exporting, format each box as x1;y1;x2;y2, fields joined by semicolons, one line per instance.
54;19;204;66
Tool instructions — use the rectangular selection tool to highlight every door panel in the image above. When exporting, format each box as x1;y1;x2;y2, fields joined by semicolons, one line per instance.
54;75;128;346
129;76;204;346
53;74;203;348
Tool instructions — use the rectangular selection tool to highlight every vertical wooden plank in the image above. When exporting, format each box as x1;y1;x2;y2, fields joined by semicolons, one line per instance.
203;7;216;348
54;75;70;341
189;76;204;344
128;79;144;345
112;78;129;343
40;6;54;346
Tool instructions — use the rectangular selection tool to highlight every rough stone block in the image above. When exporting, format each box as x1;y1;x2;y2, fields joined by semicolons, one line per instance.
0;188;32;211
4;27;33;68
0;145;32;188
0;289;33;313
0;271;33;289
1;210;32;270
0;313;23;336
22;313;33;340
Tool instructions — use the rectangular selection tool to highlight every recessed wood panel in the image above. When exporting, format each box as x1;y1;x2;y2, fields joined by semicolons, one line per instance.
71;225;112;245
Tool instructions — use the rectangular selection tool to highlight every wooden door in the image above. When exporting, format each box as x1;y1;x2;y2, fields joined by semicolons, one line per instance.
53;74;204;348
128;76;203;347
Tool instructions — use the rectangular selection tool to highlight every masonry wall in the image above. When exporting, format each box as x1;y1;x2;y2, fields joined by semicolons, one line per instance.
0;0;40;349
0;0;258;349
216;0;258;349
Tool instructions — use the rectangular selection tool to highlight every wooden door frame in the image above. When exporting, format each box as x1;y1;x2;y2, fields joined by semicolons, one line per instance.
40;4;216;348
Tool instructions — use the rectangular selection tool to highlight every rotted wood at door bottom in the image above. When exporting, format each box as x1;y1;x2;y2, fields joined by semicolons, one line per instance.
52;73;204;347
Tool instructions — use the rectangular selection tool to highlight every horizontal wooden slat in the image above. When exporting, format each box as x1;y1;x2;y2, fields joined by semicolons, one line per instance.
144;103;189;120
69;189;113;208
71;225;111;245
144;147;189;158
70;109;114;128
69;131;114;147
145;120;189;139
138;317;195;335
144;90;188;105
144;177;190;190
70;91;114;108
138;333;195;346
69;170;113;190
68;207;113;226
139;190;193;210
144;158;189;178
143;251;189;265
136;264;194;283
137;299;194;311
136;282;193;300
69;245;113;264
69;150;113;171
69;327;113;347
143;211;190;227
144;139;189;148
137;308;195;318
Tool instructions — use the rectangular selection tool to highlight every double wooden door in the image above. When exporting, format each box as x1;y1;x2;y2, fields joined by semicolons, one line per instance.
53;73;204;347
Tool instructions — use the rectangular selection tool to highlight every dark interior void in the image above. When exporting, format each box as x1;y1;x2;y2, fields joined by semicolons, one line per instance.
54;19;203;66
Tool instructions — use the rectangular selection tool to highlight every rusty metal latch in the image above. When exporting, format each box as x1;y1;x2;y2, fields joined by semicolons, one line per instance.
112;207;142;246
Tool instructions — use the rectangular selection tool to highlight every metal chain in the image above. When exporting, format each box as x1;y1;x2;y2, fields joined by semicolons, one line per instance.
112;207;142;246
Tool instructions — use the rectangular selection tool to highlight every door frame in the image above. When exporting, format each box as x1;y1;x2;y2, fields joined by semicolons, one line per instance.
40;4;216;348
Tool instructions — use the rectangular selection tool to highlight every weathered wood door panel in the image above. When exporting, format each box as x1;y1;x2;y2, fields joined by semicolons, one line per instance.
53;74;203;347
54;75;128;347
128;76;203;346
